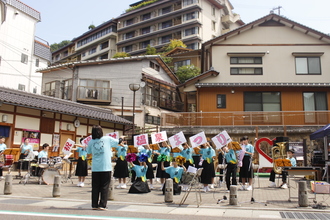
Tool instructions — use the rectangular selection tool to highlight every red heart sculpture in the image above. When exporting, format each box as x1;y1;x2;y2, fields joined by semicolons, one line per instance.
255;138;273;163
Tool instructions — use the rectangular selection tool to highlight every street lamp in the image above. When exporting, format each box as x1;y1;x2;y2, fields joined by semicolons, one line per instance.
129;83;140;137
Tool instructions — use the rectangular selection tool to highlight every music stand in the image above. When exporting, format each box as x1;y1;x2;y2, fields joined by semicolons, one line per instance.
2;148;20;175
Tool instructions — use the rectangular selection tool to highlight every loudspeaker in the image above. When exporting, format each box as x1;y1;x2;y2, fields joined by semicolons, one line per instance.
273;136;289;150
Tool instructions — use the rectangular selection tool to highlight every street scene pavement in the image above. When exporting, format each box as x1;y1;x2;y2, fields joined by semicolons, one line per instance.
0;169;330;220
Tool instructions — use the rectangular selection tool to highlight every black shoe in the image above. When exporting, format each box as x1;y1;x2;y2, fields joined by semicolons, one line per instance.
92;207;98;210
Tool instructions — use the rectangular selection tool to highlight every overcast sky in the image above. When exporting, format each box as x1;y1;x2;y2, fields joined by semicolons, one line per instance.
21;0;330;45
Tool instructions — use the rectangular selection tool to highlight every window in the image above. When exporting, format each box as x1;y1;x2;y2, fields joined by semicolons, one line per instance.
217;94;226;108
303;92;327;123
160;35;171;44
183;0;197;6
123;45;132;52
44;81;56;96
100;54;108;60
82;52;86;57
125;31;135;39
141;26;151;34
100;41;109;50
142;13;151;21
63;79;72;100
244;92;281;111
174;60;191;71
141;40;150;49
150;61;160;71
35;58;39;67
230;57;262;64
21;53;28;64
18;84;25;91
295;57;321;74
126;18;134;26
186;42;199;50
161;20;172;29
212;21;216;31
161;6;172;15
212;7;216;16
89;48;96;55
77;25;116;48
145;115;161;125
184;27;198;36
78;79;110;101
63;51;68;57
184;11;197;21
231;68;262;75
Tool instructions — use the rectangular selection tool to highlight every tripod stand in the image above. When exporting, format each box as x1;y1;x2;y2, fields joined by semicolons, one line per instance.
179;168;203;207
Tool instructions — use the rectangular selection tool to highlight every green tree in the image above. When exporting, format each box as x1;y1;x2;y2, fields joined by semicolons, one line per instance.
175;65;200;83
162;39;187;52
145;45;157;55
112;52;131;58
88;24;96;30
50;40;71;52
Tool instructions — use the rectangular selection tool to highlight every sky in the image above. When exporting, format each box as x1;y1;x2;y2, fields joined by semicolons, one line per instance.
21;0;330;45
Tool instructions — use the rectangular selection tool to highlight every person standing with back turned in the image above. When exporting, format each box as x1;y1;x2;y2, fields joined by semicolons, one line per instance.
87;125;119;211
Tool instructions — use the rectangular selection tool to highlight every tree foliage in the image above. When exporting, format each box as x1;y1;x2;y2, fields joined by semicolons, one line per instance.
162;39;187;52
175;65;200;83
50;40;71;52
145;44;157;55
88;24;96;30
112;52;131;58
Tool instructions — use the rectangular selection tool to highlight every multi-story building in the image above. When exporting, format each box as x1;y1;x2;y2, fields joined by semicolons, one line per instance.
51;19;117;65
0;0;51;94
162;13;330;147
39;55;183;134
116;0;243;55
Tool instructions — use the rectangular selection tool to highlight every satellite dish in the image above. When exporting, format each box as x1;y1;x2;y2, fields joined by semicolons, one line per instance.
140;82;146;88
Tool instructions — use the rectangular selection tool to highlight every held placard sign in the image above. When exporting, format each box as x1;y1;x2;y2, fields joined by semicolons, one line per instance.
212;130;232;149
189;131;207;148
134;134;149;147
106;132;119;140
62;138;75;155
151;131;167;144
81;135;92;146
168;131;186;148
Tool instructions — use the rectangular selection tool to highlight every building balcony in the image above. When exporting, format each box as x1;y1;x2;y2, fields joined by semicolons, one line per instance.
76;86;112;104
221;14;241;25
118;4;201;32
161;111;330;127
117;20;201;46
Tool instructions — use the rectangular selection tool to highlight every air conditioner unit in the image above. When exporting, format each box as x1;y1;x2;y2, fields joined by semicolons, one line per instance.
145;100;151;106
152;100;157;107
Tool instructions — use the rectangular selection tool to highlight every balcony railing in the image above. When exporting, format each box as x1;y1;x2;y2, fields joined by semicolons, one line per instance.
161;111;330;127
77;86;112;103
144;94;184;112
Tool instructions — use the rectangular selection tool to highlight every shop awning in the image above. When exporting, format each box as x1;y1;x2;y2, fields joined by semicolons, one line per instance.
310;124;330;140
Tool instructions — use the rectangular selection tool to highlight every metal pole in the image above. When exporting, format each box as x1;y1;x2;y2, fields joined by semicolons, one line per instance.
121;97;124;117
132;90;136;138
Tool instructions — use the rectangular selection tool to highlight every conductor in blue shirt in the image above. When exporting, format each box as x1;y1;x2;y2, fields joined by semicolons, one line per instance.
87;125;119;211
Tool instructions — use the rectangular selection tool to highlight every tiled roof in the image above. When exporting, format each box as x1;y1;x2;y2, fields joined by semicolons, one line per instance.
0;86;132;125
6;0;40;21
34;40;51;62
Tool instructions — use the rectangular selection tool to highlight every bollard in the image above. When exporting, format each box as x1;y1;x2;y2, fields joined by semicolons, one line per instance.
108;177;114;200
164;179;173;203
4;174;12;195
52;175;61;197
298;181;308;207
229;185;238;205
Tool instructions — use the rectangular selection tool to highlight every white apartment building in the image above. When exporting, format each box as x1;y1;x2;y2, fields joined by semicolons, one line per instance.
117;0;243;55
0;0;51;94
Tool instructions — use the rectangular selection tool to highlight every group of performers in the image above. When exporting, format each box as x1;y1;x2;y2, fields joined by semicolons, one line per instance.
109;135;259;194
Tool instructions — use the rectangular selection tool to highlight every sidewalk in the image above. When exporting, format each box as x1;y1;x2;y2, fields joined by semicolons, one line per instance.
0;170;329;218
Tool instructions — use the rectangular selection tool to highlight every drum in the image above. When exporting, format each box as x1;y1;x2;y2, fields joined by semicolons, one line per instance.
38;157;49;168
4;155;14;166
53;157;62;168
42;168;60;185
